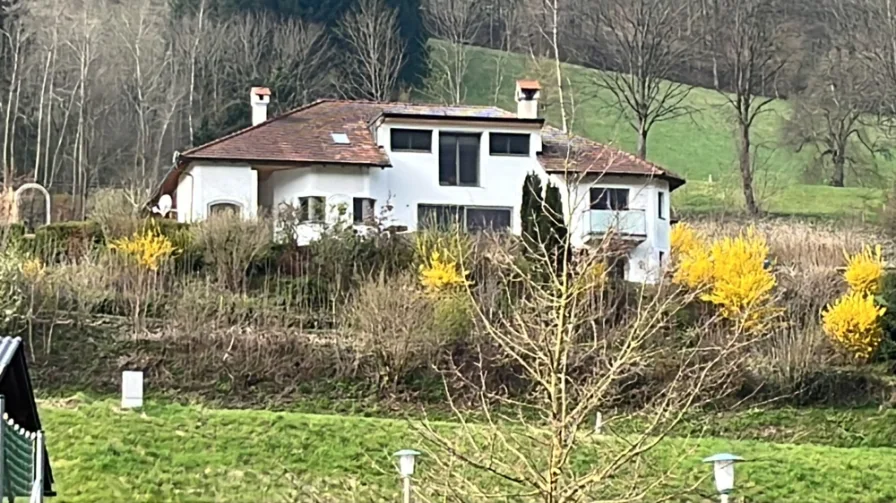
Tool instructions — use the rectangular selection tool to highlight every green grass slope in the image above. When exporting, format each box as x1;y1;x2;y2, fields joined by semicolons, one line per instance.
428;41;894;218
43;400;896;502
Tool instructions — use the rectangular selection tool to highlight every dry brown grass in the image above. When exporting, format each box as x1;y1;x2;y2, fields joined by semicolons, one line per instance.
689;217;886;270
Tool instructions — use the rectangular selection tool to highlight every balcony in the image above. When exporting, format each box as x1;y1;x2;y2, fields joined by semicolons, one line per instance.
587;209;647;239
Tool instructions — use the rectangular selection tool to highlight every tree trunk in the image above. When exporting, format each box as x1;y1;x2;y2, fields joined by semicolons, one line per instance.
739;123;759;214
830;152;845;187
636;120;648;159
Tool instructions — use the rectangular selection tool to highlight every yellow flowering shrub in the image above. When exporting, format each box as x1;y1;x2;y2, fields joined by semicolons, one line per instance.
822;291;886;361
20;258;45;281
109;228;177;271
419;251;469;292
670;222;705;259
673;226;779;331
843;245;884;296
673;245;714;289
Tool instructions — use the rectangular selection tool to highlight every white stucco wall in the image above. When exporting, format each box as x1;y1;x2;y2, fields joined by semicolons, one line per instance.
563;174;671;283
176;162;258;222
173;118;676;284
375;119;546;234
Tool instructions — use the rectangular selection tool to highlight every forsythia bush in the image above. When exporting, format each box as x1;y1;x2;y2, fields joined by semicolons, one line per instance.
844;245;884;296
670;221;704;259
419;251;469;292
822;291;885;361
822;246;887;361
109;228;177;271
672;223;778;332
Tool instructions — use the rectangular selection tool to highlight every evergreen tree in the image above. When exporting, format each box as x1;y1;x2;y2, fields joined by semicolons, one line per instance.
520;173;569;271
520;172;544;252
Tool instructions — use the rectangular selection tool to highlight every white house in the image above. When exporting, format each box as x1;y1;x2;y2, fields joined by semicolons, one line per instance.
155;82;685;283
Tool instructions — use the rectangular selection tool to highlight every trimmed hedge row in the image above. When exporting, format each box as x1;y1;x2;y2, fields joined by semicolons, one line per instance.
0;219;192;262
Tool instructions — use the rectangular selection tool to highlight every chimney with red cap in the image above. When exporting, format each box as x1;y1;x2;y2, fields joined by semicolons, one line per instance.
515;80;541;119
251;86;271;126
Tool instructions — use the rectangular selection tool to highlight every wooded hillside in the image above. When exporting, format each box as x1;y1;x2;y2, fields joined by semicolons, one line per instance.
2;0;896;217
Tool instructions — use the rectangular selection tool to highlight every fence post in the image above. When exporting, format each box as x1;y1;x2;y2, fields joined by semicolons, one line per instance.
30;431;43;503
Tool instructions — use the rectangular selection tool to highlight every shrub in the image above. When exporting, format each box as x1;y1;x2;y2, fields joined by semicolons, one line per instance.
0;248;26;328
843;245;884;296
307;222;414;304
30;221;103;262
672;224;779;332
822;291;886;362
670;221;704;259
345;273;443;393
193;213;272;291
418;250;469;292
109;228;178;271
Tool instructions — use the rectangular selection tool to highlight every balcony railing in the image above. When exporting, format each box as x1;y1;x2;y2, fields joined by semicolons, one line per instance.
588;209;647;237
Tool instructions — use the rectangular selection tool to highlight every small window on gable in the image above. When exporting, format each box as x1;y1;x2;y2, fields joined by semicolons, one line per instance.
353;197;376;224
299;196;326;222
489;133;530;156
209;202;242;216
391;129;432;152
658;191;666;219
590;188;629;211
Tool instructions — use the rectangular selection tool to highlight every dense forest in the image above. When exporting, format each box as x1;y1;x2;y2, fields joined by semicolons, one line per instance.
2;0;896;215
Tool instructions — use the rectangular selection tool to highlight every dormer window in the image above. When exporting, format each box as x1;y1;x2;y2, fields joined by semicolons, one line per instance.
391;129;432;152
490;133;530;156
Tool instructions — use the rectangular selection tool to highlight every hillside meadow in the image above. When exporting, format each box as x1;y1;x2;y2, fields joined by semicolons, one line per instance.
428;41;895;219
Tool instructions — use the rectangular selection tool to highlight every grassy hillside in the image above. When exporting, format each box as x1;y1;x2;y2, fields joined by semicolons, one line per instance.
43;399;896;502
428;41;894;219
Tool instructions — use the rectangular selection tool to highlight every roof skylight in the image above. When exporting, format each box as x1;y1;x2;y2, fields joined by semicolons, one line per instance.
331;132;350;144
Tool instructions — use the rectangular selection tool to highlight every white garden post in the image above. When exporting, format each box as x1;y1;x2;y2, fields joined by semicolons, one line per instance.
121;371;144;409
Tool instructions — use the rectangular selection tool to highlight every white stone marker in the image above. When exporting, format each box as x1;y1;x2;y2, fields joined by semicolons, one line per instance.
121;371;144;409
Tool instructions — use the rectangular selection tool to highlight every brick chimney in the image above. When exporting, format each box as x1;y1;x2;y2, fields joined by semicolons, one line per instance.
251;86;271;126
515;80;541;119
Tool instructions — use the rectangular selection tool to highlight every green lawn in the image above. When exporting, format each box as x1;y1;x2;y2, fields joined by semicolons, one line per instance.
431;42;894;219
41;398;896;502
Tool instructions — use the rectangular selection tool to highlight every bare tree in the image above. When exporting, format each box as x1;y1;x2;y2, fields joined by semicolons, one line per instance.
711;0;789;215
413;144;762;502
338;0;406;101
596;0;695;159
783;46;876;187
540;0;569;132
269;18;334;109
423;0;484;104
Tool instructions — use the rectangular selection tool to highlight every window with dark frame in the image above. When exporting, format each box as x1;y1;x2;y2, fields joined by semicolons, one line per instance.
439;133;480;186
658;191;665;219
417;204;511;232
352;197;376;224
299;196;326;222
659;251;665;267
489;133;530;156
589;188;629;210
390;128;432;152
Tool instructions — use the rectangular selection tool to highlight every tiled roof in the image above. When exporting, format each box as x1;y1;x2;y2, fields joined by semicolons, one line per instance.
180;100;530;166
181;101;392;166
538;126;685;189
167;100;683;194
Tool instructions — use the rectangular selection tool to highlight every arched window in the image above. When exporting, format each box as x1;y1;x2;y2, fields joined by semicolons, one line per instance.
208;201;242;217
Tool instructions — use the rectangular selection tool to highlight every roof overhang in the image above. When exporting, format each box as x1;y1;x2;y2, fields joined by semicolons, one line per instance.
543;168;686;192
378;112;545;126
151;156;390;206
